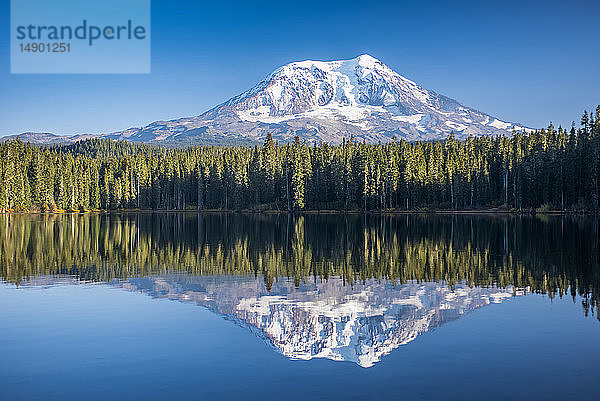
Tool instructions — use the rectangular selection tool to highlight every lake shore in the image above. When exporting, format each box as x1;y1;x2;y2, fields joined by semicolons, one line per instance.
0;207;596;216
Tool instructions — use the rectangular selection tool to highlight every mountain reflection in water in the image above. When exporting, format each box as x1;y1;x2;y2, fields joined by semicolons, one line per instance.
19;274;522;367
1;212;599;366
122;275;523;367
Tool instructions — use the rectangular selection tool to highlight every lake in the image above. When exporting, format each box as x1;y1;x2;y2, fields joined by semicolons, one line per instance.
1;213;599;400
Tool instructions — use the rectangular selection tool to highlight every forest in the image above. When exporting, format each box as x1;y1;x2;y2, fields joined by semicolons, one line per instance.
1;107;599;212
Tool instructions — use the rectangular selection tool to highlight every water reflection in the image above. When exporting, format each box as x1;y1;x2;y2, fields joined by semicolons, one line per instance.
1;213;598;304
124;275;523;367
16;273;522;367
1;213;599;366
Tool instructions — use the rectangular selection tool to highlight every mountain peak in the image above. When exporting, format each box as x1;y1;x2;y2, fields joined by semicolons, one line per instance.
69;55;530;145
195;54;528;144
355;53;381;66
278;54;387;76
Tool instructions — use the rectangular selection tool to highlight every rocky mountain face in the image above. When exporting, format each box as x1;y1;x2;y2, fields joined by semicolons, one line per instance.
117;275;522;367
5;55;529;146
0;132;95;145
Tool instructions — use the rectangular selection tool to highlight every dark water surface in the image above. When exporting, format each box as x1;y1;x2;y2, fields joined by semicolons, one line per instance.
1;213;599;400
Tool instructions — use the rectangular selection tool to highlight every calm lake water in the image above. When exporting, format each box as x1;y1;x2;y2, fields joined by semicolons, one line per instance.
1;213;599;400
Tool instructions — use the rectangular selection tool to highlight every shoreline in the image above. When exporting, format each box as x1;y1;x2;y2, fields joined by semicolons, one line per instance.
0;208;596;216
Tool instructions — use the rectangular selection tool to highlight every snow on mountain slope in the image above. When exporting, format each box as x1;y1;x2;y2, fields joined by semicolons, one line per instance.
219;54;453;121
7;55;530;145
100;54;529;145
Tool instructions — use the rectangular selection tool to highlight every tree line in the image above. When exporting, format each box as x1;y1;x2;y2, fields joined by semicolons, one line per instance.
1;107;600;212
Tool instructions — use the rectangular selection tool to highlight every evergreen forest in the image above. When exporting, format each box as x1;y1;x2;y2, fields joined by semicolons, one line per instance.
1;107;600;213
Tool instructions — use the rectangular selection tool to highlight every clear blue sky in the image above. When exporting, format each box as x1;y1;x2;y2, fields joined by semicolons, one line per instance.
1;0;599;136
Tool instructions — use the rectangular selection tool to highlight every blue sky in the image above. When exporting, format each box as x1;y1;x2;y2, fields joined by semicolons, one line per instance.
1;0;599;136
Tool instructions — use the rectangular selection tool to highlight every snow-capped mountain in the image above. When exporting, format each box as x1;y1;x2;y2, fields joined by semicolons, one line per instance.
100;54;528;144
5;55;528;145
116;275;523;367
